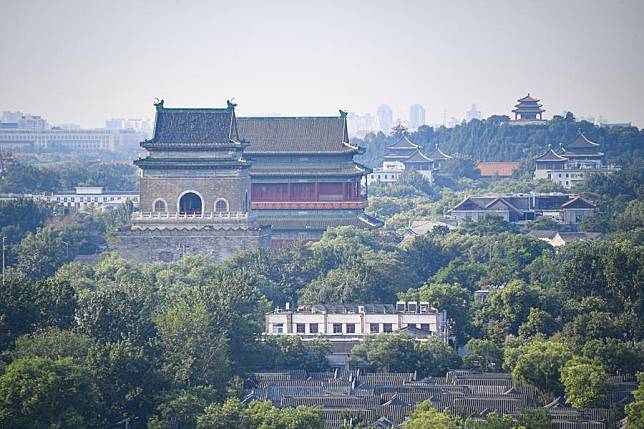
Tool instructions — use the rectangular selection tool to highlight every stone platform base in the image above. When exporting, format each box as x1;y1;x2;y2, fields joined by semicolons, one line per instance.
113;225;271;263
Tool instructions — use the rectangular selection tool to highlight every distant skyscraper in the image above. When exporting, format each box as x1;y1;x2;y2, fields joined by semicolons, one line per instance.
377;104;393;133
465;104;481;122
409;104;426;129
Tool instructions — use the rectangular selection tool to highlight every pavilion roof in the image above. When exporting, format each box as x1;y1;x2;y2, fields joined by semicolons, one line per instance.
517;93;540;103
566;132;600;149
404;149;433;163
238;115;353;154
386;135;419;150
535;147;567;161
425;144;452;160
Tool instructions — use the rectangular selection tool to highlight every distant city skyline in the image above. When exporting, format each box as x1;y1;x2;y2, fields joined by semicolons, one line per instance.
1;0;643;128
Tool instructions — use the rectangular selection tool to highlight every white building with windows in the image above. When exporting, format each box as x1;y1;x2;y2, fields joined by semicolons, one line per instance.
0;187;139;212
366;161;406;185
265;302;448;366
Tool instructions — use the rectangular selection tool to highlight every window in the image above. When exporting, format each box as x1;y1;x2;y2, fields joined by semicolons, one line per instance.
346;324;356;334
383;323;393;333
153;199;167;212
309;323;318;334
333;323;342;334
272;323;283;334
296;323;305;334
215;199;229;213
420;323;430;331
370;323;380;333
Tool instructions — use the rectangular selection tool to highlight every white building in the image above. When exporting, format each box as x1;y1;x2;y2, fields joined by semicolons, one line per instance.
265;302;448;366
366;161;406;185
534;133;620;189
0;128;146;152
0;187;139;212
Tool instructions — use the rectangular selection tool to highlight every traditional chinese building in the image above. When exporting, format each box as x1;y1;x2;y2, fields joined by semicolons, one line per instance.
534;132;619;188
115;101;380;261
375;136;452;183
511;93;546;123
115;100;271;262
237;113;381;246
448;193;595;227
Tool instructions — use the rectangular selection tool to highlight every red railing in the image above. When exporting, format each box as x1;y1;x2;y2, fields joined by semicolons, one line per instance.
251;198;367;210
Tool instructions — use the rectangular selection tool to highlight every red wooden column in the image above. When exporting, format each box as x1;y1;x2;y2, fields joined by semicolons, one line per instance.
287;183;293;201
315;182;320;201
342;182;347;200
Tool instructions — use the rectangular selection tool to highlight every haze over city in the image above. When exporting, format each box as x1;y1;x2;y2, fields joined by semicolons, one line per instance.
2;0;644;128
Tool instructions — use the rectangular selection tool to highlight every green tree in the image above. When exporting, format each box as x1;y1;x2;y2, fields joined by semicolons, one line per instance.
625;373;644;429
260;336;331;372
87;339;163;427
560;357;609;408
0;357;104;428
11;328;92;363
76;281;156;345
515;408;553;429
154;300;231;392
504;338;573;399
400;282;470;341
464;339;503;372
404;401;459;429
148;387;217;429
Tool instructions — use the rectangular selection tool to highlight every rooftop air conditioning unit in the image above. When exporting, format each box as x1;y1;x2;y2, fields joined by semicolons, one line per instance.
419;302;429;313
358;305;365;313
407;302;418;313
396;301;406;312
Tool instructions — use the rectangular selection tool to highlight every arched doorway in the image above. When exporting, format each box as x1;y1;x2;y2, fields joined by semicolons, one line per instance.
179;192;202;215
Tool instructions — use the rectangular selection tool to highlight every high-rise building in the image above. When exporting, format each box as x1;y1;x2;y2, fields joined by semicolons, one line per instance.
409;104;426;129
377;104;393;133
465;104;481;122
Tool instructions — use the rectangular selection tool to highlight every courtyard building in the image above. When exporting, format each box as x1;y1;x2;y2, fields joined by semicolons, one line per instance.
448;192;595;228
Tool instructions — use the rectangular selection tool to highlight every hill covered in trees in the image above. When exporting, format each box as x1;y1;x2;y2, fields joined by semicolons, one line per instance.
355;114;643;169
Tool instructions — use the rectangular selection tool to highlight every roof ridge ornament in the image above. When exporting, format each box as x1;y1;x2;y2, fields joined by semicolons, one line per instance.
227;99;237;111
339;110;347;118
153;98;164;110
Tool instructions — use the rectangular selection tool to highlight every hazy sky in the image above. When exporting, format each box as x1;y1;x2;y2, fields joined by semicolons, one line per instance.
1;0;643;128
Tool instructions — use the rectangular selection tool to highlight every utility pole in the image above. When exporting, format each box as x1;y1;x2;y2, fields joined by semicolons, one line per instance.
2;236;5;285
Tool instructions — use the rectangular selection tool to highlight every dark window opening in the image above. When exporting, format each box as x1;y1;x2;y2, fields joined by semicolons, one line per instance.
179;192;202;215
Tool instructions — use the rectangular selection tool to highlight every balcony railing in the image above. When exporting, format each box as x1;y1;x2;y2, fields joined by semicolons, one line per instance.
133;211;249;222
251;199;368;210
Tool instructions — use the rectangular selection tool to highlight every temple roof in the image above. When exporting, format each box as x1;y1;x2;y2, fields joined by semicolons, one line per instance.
475;161;520;177
404;149;433;163
517;93;540;103
387;135;419;150
566;132;600;149
425;144;452;160
535;147;567;161
149;100;238;145
238;115;353;154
